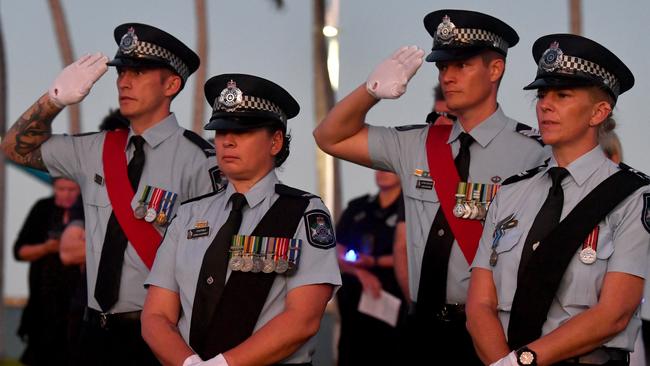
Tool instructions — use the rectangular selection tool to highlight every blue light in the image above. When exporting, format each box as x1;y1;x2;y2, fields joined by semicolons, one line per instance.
344;249;358;262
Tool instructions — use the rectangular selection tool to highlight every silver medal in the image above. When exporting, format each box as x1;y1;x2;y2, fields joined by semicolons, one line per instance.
241;257;254;272
262;258;275;273
461;203;472;219
469;203;479;220
579;247;597;264
251;257;263;273
453;203;465;218
228;256;243;271
144;208;157;222
134;204;147;219
275;259;289;274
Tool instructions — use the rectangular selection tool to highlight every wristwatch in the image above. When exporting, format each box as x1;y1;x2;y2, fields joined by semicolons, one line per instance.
516;347;537;366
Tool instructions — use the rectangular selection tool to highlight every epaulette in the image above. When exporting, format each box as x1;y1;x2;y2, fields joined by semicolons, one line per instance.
395;124;427;131
275;184;317;199
180;190;221;206
183;130;216;157
73;131;101;137
502;159;550;185
619;163;650;184
515;122;545;146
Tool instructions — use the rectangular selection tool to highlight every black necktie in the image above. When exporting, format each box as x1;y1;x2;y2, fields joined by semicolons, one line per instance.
94;136;146;312
190;193;248;353
416;132;474;314
516;167;570;282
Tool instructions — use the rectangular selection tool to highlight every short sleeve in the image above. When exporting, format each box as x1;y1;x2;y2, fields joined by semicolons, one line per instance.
367;125;404;173
286;199;342;293
41;134;84;181
146;214;181;292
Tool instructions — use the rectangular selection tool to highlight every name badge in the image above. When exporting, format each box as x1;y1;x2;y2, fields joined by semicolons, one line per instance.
187;226;210;239
416;179;434;190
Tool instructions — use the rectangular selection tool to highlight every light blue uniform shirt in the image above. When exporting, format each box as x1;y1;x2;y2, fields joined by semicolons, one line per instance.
146;170;341;363
368;106;550;303
42;113;221;313
472;146;650;350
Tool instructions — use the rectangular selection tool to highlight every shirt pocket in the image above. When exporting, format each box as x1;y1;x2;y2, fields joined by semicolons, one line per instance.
403;175;439;249
557;226;613;307
491;228;524;311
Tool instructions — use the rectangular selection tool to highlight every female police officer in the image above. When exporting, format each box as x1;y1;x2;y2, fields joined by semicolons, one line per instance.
141;74;341;366
466;34;650;366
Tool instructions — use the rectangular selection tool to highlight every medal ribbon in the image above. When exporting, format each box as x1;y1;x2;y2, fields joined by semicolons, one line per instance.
288;239;302;266
148;188;164;213
582;225;599;251
425;125;484;264
139;185;152;204
166;193;178;218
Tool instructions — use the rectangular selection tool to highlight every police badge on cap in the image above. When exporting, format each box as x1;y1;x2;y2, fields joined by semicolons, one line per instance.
524;34;635;100
119;27;138;55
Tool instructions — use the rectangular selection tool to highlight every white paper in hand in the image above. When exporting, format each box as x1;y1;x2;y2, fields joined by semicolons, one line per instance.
357;289;401;327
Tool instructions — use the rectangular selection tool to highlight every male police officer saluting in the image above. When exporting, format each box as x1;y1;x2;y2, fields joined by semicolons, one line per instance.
1;23;222;365
314;9;549;364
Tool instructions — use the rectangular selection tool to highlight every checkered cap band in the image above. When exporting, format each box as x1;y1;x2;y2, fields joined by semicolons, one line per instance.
120;40;190;81
541;54;620;95
213;95;286;122
435;28;509;53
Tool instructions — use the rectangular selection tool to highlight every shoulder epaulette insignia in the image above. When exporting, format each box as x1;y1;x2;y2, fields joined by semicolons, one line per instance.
502;160;550;185
183;130;216;157
73;131;101;137
619;163;650;184
395;124;427;132
209;166;226;193
275;184;317;199
515;122;545;146
180;190;222;206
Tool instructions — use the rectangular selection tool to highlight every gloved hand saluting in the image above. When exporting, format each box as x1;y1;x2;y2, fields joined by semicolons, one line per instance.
366;45;425;99
48;52;109;108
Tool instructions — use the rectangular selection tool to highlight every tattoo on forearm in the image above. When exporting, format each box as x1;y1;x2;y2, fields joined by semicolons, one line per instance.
2;94;60;171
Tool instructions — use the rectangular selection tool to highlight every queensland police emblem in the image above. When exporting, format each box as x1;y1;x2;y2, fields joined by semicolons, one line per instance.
218;80;243;109
304;210;335;249
119;27;138;54
642;193;650;234
540;41;563;72
436;15;456;45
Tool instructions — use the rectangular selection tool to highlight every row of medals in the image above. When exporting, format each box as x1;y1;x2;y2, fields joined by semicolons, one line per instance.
133;186;178;226
228;235;302;274
452;182;500;221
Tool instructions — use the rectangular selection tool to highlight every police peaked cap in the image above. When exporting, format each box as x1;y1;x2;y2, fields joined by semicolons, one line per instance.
524;33;634;101
204;73;300;131
107;23;200;84
424;9;519;62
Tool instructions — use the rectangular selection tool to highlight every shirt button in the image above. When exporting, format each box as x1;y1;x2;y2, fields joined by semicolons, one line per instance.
438;229;445;237
206;276;214;285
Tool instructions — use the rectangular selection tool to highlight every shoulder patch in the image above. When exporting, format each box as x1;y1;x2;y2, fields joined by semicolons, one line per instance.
180;190;222;206
515;122;545;146
619;163;650;184
304;209;335;249
642;193;650;234
276;184;317;199
502;160;549;185
395;124;427;132
73;131;101;137
183;130;216;157
209;166;226;193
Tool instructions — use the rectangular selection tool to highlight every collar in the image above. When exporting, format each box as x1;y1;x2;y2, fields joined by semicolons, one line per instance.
545;146;609;187
126;113;180;150
223;170;279;210
447;105;508;148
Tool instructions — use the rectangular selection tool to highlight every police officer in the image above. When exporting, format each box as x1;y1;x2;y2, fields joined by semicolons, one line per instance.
467;34;649;366
336;170;405;365
314;9;549;364
142;74;341;366
1;23;221;365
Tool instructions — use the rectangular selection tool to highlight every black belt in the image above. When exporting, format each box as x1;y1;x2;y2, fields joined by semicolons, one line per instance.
84;307;142;330
563;347;629;365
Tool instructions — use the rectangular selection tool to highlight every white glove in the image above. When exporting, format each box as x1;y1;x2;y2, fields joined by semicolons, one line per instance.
366;45;425;99
183;353;229;366
490;351;518;366
48;52;109;107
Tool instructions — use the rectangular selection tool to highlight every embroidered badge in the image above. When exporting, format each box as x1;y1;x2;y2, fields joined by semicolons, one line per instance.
304;210;335;249
209;166;226;193
642;193;650;234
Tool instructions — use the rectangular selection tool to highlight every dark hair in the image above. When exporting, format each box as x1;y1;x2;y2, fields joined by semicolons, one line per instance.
99;109;129;131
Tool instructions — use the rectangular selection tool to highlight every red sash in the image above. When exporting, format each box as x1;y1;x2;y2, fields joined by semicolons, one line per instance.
102;130;162;269
425;125;483;264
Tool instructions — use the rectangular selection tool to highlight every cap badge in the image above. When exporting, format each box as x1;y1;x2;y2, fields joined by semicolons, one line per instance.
435;15;457;45
540;41;564;72
119;27;139;55
218;80;243;109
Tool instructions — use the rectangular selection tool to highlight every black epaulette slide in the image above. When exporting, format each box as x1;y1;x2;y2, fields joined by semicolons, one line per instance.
515;122;545;146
